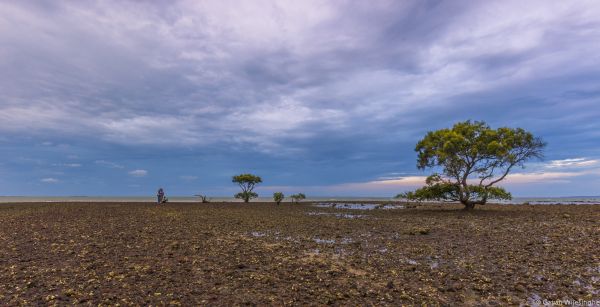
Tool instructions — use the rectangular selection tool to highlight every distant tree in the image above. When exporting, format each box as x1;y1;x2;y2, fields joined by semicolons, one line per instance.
397;121;545;210
232;173;262;203
195;194;210;203
273;192;284;205
290;193;306;203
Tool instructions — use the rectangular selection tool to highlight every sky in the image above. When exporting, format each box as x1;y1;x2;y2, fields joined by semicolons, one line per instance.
1;0;600;197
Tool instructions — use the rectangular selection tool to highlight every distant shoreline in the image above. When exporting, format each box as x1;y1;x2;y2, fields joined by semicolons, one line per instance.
0;196;599;205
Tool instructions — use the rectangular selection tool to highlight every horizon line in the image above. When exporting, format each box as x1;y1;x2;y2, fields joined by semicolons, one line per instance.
1;195;599;199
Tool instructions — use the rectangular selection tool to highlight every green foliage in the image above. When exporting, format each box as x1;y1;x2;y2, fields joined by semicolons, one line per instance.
232;173;262;203
235;191;258;202
397;174;511;203
399;120;545;209
290;193;306;203
232;174;262;186
273;192;284;205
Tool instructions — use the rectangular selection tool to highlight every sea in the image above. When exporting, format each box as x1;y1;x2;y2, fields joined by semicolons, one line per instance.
0;196;599;205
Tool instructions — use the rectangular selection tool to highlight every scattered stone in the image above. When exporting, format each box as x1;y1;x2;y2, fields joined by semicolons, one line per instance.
0;201;597;305
515;285;527;292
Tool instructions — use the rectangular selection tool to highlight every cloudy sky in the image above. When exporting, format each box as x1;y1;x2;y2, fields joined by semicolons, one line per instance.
1;0;600;197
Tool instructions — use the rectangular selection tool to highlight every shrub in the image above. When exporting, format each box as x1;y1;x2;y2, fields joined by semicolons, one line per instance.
195;194;210;203
273;192;284;205
290;193;306;203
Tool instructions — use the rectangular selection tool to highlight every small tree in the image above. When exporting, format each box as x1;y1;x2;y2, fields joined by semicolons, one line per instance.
273;192;284;205
232;173;262;203
290;193;306;203
397;121;545;210
195;194;210;203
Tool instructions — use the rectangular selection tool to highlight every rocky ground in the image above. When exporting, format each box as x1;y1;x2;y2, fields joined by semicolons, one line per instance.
0;201;598;306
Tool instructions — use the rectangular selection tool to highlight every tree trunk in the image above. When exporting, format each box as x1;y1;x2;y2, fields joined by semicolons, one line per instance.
244;197;249;203
462;200;476;210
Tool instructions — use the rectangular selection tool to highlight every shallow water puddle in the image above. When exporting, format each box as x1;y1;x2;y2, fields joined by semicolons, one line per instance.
339;237;354;244
313;237;354;244
307;211;366;219
307;248;320;255
314;238;335;244
405;259;418;265
249;231;267;237
313;203;404;210
527;293;543;307
584;266;600;294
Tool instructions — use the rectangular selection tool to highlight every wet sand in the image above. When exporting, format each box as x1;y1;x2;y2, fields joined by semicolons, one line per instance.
0;202;598;305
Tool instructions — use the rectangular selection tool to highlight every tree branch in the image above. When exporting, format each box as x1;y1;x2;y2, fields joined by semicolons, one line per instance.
486;164;514;188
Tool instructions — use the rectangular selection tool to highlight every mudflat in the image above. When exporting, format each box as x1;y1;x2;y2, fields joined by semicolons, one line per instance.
1;202;598;305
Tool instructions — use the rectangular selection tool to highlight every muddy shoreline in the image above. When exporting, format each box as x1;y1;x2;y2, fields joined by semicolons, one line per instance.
1;202;598;305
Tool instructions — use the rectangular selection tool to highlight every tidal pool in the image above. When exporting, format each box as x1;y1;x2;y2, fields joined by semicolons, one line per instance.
313;237;354;244
313;203;404;210
307;211;366;219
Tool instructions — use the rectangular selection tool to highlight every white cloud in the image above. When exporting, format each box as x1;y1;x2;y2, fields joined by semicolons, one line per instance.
545;158;598;169
261;176;427;195
272;168;599;194
1;1;600;158
346;171;588;190
505;171;583;184
128;169;148;177
95;160;124;169
0;103;91;135
53;163;82;168
98;115;205;146
338;176;426;188
41;177;59;183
